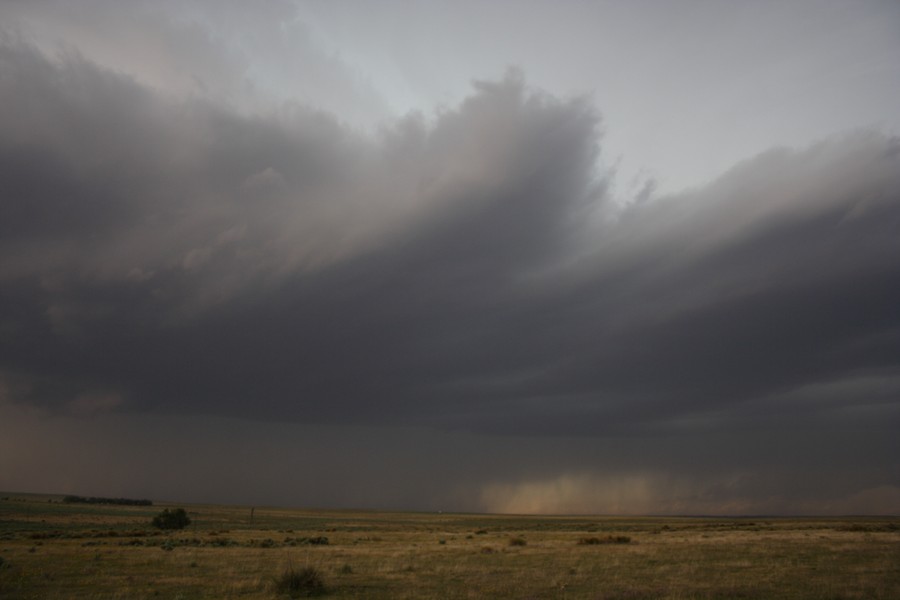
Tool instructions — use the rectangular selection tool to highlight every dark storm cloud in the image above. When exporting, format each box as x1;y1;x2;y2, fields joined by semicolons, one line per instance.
520;135;900;432
1;35;899;457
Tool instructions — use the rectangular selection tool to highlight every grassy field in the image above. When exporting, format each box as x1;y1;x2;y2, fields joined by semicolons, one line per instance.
0;492;897;599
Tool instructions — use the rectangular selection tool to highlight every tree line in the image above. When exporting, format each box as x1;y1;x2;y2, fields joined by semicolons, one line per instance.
62;495;153;506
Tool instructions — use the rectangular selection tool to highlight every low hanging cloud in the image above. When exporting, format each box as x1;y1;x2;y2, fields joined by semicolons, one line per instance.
1;32;898;513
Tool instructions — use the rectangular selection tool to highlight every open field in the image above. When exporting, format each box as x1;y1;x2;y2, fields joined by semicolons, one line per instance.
1;492;898;599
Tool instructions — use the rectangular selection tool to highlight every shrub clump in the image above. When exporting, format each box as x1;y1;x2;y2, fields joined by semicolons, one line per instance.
284;536;329;546
577;535;632;545
508;537;527;547
151;508;191;530
207;537;236;547
306;536;329;545
275;566;326;597
836;522;899;533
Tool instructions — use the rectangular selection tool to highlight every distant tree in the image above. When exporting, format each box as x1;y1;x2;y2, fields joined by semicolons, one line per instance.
151;508;191;530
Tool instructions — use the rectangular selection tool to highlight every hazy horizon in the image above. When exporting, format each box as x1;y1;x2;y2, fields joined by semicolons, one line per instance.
5;488;898;518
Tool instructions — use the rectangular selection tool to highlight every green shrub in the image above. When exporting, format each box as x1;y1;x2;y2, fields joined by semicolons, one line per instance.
152;508;191;530
274;566;326;597
508;536;527;546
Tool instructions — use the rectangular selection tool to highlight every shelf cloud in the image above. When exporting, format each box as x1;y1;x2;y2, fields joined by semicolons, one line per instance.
1;1;898;514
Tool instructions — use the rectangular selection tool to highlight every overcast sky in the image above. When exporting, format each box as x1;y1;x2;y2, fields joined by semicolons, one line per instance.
1;0;899;515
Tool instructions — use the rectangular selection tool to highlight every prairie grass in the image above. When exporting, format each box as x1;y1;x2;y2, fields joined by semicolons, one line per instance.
0;492;897;598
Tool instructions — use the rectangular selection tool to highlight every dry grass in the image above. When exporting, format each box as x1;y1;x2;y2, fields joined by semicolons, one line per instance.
0;492;898;599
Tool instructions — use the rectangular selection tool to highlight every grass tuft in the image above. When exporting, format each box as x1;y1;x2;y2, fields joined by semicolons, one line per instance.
274;566;326;597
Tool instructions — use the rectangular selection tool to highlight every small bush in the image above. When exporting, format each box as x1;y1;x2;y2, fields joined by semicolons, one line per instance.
339;564;353;574
274;566;326;597
152;508;191;530
508;537;527;547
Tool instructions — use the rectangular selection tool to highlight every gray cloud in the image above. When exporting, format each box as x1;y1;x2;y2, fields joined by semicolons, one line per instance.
2;35;899;432
2;0;391;125
1;23;898;513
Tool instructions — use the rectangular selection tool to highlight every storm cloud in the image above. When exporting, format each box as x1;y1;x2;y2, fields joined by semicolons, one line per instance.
1;2;898;514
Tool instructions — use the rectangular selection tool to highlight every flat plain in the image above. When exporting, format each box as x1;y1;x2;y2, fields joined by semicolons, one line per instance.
0;492;897;599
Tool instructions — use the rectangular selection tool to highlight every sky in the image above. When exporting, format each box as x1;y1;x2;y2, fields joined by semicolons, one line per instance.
1;0;899;515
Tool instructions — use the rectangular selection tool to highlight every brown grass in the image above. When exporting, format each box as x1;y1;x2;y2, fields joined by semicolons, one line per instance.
0;493;898;599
